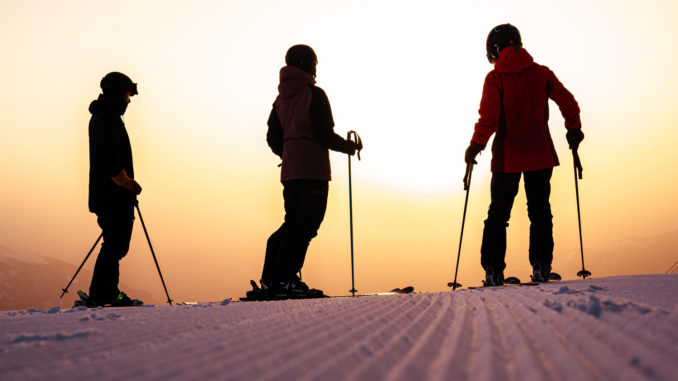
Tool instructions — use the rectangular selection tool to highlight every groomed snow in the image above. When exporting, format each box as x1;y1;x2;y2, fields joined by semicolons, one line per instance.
1;274;676;381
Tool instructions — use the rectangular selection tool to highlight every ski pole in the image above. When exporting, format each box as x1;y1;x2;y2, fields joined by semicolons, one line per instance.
572;150;591;279
448;163;473;290
135;201;173;305
60;232;103;299
347;130;362;297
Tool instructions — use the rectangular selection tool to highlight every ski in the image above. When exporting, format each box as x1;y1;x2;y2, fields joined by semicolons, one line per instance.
73;290;144;308
239;281;414;302
467;276;539;289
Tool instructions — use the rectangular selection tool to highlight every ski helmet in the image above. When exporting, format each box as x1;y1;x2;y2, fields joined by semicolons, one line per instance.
486;24;522;63
100;72;138;97
285;44;318;77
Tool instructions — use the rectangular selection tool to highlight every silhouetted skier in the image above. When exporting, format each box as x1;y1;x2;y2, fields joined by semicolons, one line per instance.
465;24;584;286
86;72;142;306
258;45;362;300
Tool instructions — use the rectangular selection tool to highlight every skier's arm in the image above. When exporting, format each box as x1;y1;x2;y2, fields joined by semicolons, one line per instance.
471;72;502;148
98;119;141;194
266;105;284;158
98;118;125;178
310;86;356;155
547;69;581;131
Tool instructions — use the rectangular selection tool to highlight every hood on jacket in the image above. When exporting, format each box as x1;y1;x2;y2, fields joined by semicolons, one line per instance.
278;65;316;99
495;47;535;74
89;93;128;116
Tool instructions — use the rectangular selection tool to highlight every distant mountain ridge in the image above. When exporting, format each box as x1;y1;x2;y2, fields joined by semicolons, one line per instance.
0;245;156;310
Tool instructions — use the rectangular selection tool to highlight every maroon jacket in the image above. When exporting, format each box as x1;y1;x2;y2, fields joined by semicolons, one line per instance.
267;66;354;181
472;47;581;173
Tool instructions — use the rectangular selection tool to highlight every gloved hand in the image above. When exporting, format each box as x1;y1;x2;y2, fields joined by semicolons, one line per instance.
112;169;142;195
346;131;363;156
129;180;142;195
566;129;584;151
351;138;363;155
465;141;484;164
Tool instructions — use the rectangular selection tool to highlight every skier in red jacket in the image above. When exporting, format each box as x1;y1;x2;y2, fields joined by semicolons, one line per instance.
465;24;584;286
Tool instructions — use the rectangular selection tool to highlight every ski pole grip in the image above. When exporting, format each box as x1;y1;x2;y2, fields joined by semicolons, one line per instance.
347;130;362;161
463;163;473;191
573;150;583;179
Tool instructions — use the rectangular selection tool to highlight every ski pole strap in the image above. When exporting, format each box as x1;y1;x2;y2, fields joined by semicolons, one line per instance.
573;150;583;179
347;130;362;161
463;163;473;191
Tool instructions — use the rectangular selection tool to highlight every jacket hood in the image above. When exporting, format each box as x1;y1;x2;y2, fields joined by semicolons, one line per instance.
495;47;535;74
89;93;128;116
278;65;316;98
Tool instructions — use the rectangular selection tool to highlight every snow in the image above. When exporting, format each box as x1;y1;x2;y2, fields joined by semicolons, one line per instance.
0;274;676;381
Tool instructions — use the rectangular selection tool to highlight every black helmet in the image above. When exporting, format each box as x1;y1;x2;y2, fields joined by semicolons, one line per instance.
486;24;522;63
285;44;317;77
100;72;138;97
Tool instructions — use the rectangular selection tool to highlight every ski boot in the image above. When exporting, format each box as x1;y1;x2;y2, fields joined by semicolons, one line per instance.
531;263;552;283
111;291;143;307
482;268;504;287
273;277;325;299
74;290;142;307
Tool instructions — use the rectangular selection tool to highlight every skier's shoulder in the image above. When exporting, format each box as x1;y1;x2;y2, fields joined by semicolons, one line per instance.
530;61;557;78
483;69;502;88
309;84;328;99
90;112;124;139
309;85;331;108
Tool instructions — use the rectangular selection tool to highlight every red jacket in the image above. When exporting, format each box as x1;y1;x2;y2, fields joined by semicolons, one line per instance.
472;48;581;173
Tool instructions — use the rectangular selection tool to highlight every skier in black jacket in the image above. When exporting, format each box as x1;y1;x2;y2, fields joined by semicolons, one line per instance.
249;45;361;300
86;72;142;306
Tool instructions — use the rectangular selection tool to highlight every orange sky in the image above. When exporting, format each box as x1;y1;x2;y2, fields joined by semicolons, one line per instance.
1;1;677;303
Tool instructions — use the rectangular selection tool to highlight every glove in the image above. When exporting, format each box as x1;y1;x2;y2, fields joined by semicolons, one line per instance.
465;141;484;164
347;133;363;156
112;169;142;195
130;180;142;195
566;129;584;151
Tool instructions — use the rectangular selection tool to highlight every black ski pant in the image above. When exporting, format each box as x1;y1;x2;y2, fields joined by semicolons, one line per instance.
89;205;134;301
481;168;553;273
262;179;328;284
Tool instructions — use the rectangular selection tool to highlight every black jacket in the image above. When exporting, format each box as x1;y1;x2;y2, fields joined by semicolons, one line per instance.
88;94;135;212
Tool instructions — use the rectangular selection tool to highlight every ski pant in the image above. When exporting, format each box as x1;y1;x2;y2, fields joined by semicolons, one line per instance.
262;179;328;284
481;168;553;273
89;205;135;301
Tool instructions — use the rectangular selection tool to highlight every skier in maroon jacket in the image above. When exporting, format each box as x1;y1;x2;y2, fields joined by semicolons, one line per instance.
465;24;584;286
258;44;362;299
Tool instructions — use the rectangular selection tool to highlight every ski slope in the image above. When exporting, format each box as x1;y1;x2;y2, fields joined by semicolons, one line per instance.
1;274;676;381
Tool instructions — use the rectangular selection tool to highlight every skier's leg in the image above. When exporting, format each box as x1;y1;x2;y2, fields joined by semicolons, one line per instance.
271;180;302;283
481;172;520;273
262;183;295;284
89;206;134;302
272;180;328;282
524;168;554;268
288;180;328;276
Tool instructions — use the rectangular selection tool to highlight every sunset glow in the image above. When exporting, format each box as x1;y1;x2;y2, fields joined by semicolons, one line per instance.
1;0;677;303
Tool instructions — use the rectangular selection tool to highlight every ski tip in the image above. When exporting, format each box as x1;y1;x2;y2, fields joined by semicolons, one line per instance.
399;286;414;294
504;276;521;284
549;272;562;281
389;286;414;294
